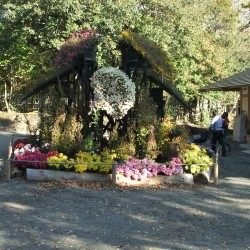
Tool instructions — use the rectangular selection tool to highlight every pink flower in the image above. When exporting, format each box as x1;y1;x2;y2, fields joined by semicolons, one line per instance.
54;29;98;68
117;157;184;181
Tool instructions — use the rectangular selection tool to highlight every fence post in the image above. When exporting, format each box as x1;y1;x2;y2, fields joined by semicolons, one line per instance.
213;146;220;185
6;160;11;181
112;163;117;185
213;162;218;185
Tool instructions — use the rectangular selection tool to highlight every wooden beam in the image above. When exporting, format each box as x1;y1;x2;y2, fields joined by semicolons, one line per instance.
147;70;193;111
21;64;74;102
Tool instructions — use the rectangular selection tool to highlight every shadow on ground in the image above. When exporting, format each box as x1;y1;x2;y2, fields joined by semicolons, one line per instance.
0;138;249;250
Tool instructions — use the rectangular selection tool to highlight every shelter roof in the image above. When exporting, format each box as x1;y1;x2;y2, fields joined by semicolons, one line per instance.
199;69;250;92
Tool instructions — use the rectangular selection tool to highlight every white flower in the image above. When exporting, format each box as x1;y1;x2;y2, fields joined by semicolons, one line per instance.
24;144;31;150
31;147;37;153
90;67;135;119
14;148;25;156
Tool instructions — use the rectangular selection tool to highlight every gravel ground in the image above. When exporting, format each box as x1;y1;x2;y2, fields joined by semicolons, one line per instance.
0;136;250;250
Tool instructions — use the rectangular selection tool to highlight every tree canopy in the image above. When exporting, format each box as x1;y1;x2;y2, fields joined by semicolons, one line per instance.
0;0;249;114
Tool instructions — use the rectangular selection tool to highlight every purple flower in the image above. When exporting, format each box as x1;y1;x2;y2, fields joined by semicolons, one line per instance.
117;157;184;181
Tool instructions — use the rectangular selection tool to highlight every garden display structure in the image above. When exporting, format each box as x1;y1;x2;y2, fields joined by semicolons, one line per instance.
21;31;192;156
13;31;216;185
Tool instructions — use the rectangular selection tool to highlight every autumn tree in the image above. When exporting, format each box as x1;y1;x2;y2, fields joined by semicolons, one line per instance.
0;0;249;120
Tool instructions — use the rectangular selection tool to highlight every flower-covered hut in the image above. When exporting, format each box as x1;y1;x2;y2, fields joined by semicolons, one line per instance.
20;30;192;159
21;30;99;156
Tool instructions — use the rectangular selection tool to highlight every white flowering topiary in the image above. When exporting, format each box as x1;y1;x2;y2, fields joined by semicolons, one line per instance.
90;67;135;120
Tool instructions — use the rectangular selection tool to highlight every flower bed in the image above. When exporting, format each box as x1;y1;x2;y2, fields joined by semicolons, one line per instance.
12;141;213;185
113;157;194;185
115;157;183;181
13;142;114;174
22;154;194;185
114;173;194;186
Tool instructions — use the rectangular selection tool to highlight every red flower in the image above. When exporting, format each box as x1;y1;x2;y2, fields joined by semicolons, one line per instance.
14;150;60;169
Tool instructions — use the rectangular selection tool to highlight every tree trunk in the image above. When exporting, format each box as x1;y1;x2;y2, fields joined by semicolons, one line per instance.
4;82;10;113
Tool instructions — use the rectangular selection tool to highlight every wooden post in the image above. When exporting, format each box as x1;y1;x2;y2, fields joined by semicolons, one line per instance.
6;141;13;181
6;160;11;181
8;143;13;159
213;162;219;185
214;146;220;185
112;163;117;185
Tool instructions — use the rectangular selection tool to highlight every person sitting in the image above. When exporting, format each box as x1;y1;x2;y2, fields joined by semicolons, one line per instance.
210;110;226;156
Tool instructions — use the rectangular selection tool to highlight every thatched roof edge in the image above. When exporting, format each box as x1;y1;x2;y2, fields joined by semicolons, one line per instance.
147;70;193;111
21;64;74;102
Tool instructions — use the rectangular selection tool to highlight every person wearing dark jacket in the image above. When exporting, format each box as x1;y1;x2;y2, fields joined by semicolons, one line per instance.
222;112;231;152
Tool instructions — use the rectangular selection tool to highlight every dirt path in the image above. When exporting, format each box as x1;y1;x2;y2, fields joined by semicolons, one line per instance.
0;137;249;250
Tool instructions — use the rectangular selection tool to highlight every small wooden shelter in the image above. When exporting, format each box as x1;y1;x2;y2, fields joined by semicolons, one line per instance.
200;69;250;141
